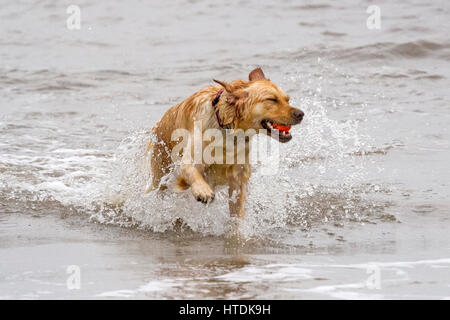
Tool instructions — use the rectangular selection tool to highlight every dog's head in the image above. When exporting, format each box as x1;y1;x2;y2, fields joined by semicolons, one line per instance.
214;68;304;143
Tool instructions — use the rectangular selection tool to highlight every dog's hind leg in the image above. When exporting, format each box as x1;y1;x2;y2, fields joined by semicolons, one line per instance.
146;139;171;193
228;182;246;219
227;165;251;219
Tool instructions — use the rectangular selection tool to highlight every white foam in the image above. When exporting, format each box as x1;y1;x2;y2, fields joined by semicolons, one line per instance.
217;265;312;282
96;289;135;298
95;279;180;298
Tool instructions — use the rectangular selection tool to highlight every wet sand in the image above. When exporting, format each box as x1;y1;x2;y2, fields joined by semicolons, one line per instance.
1;207;449;299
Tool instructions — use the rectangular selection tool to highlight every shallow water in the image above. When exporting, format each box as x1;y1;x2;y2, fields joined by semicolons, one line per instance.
1;0;449;299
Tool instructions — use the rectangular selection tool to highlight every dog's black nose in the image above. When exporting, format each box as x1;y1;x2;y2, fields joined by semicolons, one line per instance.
292;109;304;122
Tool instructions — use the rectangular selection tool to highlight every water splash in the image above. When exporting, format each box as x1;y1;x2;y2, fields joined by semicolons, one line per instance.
87;92;381;238
0;86;386;239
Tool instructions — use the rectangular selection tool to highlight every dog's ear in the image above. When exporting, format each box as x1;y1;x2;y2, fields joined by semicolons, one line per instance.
213;79;248;130
213;79;233;93
248;67;267;81
213;79;248;104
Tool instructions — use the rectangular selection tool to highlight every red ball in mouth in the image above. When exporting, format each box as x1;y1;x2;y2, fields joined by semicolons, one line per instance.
271;122;291;133
261;119;293;143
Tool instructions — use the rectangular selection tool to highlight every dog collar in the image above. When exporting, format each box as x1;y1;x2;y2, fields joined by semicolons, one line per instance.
212;89;230;129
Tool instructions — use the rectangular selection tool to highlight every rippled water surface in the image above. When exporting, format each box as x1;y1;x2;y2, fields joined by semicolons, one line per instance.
1;0;449;299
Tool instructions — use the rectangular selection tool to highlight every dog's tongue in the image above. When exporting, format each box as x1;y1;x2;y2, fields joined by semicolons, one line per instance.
272;123;291;132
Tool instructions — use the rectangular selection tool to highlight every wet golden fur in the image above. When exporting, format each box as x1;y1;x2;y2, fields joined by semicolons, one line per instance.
148;68;303;218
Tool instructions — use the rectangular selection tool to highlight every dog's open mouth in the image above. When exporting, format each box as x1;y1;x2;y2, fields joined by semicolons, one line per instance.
261;119;292;143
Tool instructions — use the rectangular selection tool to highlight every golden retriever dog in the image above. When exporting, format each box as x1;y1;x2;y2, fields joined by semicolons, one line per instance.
147;68;304;219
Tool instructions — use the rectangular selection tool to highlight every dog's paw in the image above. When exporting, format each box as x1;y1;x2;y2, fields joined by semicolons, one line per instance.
191;182;215;204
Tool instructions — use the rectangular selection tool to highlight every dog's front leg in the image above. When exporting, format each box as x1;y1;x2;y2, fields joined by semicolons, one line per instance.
180;163;215;203
179;135;214;203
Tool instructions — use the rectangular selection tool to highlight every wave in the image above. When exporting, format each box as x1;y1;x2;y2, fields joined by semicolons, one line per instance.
336;40;450;61
0;68;149;94
278;40;450;63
